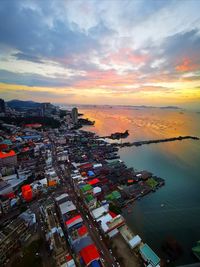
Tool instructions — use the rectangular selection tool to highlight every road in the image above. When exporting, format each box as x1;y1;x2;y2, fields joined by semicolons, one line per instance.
51;140;120;267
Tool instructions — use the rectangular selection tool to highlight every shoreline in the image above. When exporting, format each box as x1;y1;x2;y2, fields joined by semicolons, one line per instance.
79;124;199;266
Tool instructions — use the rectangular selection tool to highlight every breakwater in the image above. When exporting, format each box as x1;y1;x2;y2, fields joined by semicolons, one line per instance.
114;135;199;147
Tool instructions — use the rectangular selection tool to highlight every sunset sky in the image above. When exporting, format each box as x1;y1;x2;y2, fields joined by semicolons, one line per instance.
0;0;200;108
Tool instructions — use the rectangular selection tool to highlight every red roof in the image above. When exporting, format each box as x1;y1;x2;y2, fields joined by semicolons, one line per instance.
0;144;8;150
22;147;30;152
88;178;100;185
25;123;42;128
109;211;117;218
80;244;100;265
66;254;72;261
21;184;31;192
5;192;15;199
78;225;88;236
0;150;16;159
65;215;81;226
79;163;93;170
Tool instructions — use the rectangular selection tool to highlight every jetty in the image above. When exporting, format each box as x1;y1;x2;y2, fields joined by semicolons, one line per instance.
100;130;129;140
114;135;199;147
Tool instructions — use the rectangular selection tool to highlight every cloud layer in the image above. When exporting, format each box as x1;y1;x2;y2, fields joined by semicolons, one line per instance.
0;0;200;106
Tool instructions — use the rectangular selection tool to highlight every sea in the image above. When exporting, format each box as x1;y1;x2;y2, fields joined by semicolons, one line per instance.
79;106;200;266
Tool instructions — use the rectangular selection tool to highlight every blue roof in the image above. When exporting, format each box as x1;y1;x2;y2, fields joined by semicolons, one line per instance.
88;170;95;176
140;244;160;266
22;135;41;140
90;260;101;267
73;236;93;253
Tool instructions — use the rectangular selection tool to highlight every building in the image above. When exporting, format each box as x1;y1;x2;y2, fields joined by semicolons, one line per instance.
0;216;34;266
79;244;100;266
0;99;6;113
139;243;160;267
43;202;72;267
71;108;78;125
0;150;17;167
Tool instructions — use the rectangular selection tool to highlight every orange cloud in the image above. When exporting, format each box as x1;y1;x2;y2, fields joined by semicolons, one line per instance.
103;48;149;65
74;69;137;88
176;57;196;72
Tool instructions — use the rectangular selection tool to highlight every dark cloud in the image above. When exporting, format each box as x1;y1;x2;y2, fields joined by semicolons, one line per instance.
0;69;83;87
13;52;44;63
137;29;200;80
0;0;101;61
163;29;200;66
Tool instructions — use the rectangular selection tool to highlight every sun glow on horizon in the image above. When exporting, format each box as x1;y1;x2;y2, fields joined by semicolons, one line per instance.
0;0;200;107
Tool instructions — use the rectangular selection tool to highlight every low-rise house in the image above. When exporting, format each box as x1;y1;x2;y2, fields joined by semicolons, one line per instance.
0;215;35;266
139;243;160;267
0;150;17;167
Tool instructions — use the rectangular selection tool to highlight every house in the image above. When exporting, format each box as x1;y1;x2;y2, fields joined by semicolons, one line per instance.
139;243;160;267
0;150;17;167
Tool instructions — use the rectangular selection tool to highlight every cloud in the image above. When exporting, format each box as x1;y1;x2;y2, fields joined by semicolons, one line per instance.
13;52;44;64
0;0;200;105
0;69;83;87
0;0;101;61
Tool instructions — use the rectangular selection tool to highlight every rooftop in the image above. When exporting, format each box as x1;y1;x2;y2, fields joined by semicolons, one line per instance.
59;201;76;215
80;244;100;266
139;243;160;266
0;150;16;159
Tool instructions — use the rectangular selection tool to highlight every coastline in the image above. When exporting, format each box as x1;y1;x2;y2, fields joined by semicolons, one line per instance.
76;126;166;265
79;109;200;266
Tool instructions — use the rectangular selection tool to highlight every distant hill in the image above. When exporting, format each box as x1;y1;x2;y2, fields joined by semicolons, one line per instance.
7;99;42;109
160;106;181;110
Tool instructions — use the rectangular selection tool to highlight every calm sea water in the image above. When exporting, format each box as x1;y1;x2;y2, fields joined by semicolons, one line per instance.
80;106;200;266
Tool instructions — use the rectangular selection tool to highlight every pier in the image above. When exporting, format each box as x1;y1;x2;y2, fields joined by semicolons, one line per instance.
115;135;199;147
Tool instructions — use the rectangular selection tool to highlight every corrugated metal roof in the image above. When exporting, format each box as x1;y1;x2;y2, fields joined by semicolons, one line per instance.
140;243;160;266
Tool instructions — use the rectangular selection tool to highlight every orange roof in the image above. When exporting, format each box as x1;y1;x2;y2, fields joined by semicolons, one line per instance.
0;150;16;159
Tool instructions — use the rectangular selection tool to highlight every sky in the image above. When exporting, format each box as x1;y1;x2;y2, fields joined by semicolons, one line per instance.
0;0;200;108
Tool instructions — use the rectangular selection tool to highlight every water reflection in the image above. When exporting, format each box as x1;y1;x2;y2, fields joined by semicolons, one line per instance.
80;107;200;265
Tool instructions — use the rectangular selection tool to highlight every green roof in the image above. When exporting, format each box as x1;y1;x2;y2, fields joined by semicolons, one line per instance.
140;244;160;266
85;194;94;203
107;160;120;166
106;190;121;201
112;190;121;199
146;178;158;188
81;184;93;193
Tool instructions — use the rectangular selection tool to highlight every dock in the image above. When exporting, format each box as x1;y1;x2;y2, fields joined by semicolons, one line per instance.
114;135;199;147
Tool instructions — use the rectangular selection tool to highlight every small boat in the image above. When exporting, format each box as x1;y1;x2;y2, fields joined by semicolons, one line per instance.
161;203;165;207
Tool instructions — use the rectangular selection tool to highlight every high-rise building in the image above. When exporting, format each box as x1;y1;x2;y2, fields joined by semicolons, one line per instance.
0;99;6;113
71;107;78;124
